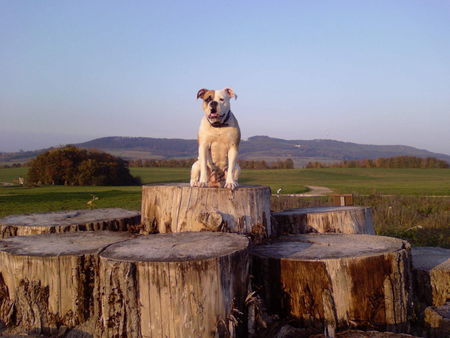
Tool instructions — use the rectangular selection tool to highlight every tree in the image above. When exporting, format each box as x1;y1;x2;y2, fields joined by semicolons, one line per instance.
285;158;294;169
27;146;140;186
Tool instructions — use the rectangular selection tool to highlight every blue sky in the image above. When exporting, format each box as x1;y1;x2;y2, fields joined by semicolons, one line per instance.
1;0;449;154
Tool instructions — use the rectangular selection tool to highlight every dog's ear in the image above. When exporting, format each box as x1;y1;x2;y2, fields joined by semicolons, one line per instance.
196;88;208;100
225;88;237;100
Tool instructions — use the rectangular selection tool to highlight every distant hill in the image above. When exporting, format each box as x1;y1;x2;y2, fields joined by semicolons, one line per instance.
240;136;450;164
1;135;449;168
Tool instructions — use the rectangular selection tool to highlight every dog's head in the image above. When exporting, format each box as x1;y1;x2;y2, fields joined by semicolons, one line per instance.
196;88;237;124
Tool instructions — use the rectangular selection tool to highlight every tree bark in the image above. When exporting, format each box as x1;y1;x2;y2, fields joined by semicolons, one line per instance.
96;232;249;338
141;184;272;239
251;234;412;333
0;208;141;239
0;231;133;335
272;206;374;235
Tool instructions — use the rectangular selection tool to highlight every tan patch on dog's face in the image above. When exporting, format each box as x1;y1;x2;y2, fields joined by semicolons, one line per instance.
201;90;215;109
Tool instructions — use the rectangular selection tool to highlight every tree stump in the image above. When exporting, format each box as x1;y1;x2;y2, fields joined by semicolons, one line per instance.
0;231;133;335
412;247;450;308
96;232;249;338
251;234;412;333
141;183;272;238
0;208;141;239
272;206;374;235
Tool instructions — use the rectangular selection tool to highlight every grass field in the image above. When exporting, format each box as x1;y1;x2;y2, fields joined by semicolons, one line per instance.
2;167;450;198
1;167;449;247
135;167;450;196
1;167;450;218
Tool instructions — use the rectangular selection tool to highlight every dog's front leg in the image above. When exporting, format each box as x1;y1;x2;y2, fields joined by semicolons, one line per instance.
198;144;209;187
225;145;239;190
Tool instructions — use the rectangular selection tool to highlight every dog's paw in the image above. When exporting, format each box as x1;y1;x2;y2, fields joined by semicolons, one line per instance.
225;181;239;191
190;180;199;187
198;181;208;188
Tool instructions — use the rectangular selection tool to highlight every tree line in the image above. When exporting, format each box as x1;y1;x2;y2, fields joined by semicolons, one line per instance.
129;158;295;169
305;156;449;169
0;163;23;169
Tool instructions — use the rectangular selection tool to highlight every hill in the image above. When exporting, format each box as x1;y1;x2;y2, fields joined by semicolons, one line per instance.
239;136;450;166
1;136;449;168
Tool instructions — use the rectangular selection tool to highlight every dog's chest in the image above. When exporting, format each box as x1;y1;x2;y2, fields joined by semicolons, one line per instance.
201;127;239;151
199;121;239;167
199;117;239;146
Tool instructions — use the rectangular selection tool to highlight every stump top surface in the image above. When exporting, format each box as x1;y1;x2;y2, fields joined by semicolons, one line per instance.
272;206;368;216
252;234;408;260
0;231;133;256
0;208;140;226
101;232;249;262
143;183;270;191
412;247;450;271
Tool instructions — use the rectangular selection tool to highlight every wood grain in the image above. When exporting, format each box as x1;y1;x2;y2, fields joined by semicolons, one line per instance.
141;184;272;240
97;232;250;338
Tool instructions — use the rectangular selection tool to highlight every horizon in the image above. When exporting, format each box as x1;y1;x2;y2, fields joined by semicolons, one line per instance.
2;134;449;158
1;1;449;154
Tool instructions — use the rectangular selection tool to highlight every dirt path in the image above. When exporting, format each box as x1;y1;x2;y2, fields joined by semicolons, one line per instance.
274;185;333;196
303;185;333;196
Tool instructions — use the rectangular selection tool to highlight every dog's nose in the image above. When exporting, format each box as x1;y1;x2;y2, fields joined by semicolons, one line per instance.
210;101;218;108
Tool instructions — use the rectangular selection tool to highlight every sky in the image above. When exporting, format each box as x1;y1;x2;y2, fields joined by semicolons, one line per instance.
0;0;449;154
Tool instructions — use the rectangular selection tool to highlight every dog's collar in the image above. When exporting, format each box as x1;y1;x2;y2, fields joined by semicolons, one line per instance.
209;110;231;128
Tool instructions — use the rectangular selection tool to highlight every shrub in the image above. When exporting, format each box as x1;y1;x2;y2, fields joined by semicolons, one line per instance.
27;146;140;186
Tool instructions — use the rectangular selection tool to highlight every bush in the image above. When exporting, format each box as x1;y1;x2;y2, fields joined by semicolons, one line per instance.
27;146;141;186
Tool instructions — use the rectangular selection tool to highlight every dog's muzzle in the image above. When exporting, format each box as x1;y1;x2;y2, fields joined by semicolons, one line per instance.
208;111;222;120
208;110;231;128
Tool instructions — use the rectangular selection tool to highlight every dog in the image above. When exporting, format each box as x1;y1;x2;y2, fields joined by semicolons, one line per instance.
190;87;241;190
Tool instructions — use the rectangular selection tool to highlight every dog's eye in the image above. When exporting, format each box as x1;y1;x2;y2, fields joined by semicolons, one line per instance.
205;97;212;103
219;98;224;102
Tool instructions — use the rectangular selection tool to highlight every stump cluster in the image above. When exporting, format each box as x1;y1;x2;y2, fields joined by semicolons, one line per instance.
0;183;447;337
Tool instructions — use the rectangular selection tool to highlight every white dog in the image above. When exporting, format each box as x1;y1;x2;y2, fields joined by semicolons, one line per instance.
190;88;241;190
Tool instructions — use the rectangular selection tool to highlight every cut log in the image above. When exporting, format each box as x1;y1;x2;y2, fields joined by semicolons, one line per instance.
251;234;412;333
412;247;450;308
423;303;450;337
272;206;374;235
141;183;272;239
96;232;249;338
0;208;141;239
0;231;133;335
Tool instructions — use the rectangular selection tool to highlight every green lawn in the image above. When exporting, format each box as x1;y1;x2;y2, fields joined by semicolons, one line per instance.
240;168;450;196
0;167;27;183
134;167;450;195
1;167;449;218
